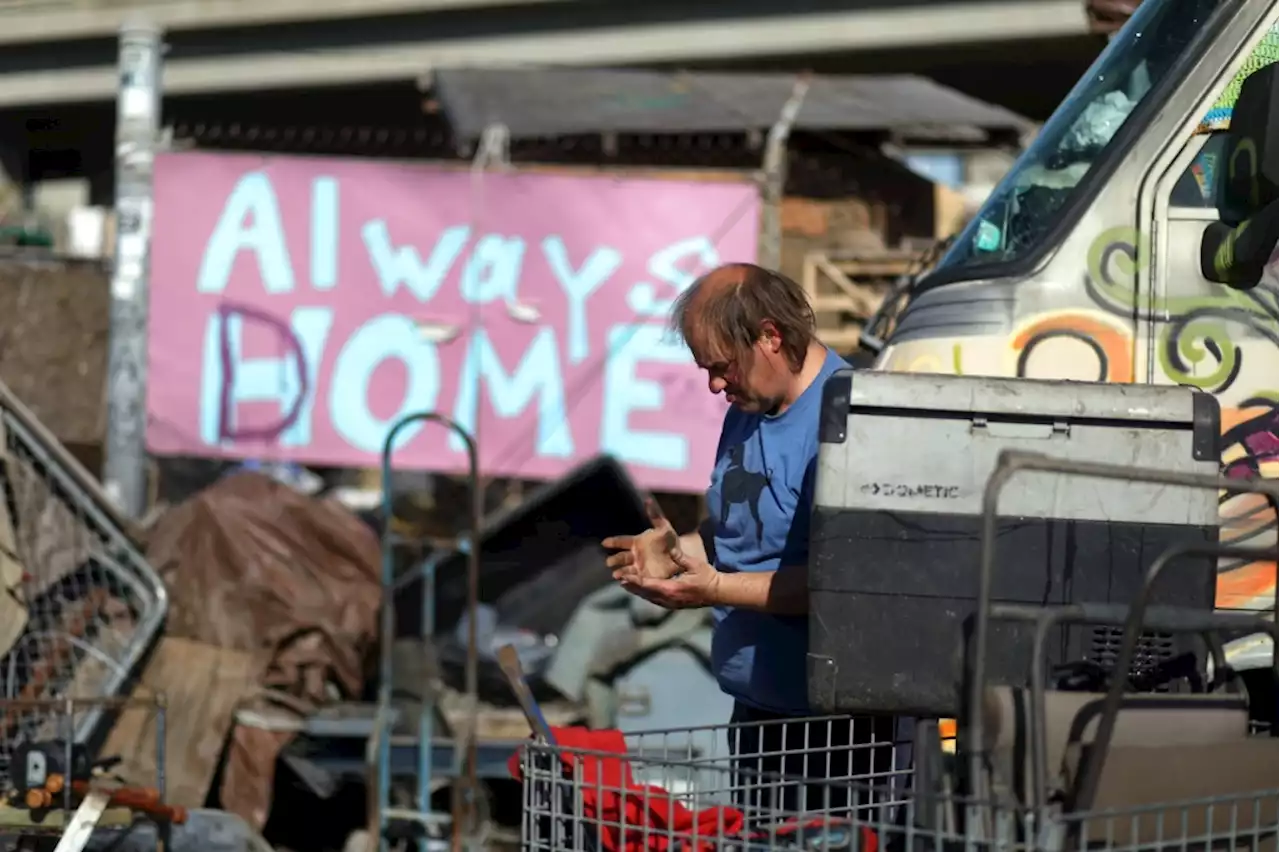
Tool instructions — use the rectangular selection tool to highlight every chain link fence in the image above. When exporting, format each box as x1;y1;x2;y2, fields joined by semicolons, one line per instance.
0;382;166;785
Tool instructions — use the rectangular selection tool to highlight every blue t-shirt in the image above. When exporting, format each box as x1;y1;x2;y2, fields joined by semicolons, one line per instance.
706;348;847;715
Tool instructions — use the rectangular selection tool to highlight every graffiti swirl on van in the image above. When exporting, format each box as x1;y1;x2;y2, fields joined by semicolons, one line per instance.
1084;225;1277;395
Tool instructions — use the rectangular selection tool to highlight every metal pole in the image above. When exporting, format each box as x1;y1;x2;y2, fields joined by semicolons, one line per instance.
759;75;810;271
103;20;163;518
451;123;506;852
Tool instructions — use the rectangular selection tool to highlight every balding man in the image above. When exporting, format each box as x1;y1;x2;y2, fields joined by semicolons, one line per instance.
603;263;894;820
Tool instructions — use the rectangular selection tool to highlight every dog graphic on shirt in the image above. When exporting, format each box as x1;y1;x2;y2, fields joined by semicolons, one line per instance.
719;443;771;544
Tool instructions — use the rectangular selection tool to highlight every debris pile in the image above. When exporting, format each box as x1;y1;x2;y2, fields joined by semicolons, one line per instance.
142;471;381;829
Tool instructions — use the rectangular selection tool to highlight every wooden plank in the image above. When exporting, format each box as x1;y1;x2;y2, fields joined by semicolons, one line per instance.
934;183;969;240
801;253;820;306
810;262;884;320
823;248;922;262
829;259;916;277
0;803;132;833
811;295;868;313
100;638;259;810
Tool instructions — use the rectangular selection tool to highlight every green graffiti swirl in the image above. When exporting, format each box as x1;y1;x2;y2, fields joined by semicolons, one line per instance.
1085;225;1276;321
1157;318;1239;390
1086;225;1150;311
1084;225;1277;393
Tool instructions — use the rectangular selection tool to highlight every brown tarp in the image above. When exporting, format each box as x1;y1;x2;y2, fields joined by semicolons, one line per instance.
145;472;381;829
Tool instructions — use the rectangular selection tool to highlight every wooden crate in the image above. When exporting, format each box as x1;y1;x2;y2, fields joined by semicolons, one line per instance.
800;250;918;351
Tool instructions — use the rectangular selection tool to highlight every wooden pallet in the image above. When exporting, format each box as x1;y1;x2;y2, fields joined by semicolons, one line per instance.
800;250;918;351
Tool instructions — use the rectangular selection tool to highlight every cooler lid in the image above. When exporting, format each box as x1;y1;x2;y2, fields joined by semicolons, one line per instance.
844;372;1206;425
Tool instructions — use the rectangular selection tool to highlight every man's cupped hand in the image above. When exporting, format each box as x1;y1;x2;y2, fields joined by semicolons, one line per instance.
602;499;719;610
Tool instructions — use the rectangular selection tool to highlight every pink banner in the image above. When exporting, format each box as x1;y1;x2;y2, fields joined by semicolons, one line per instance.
147;152;759;492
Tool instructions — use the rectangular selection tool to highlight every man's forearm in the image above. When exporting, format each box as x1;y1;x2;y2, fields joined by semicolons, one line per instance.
707;564;808;615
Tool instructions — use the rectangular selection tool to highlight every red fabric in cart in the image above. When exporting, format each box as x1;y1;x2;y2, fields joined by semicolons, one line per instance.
507;726;879;852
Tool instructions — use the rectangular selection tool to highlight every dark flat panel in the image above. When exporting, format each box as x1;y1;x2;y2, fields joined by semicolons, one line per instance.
808;507;1218;716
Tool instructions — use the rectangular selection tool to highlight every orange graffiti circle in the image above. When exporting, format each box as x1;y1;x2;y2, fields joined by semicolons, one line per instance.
1011;313;1134;383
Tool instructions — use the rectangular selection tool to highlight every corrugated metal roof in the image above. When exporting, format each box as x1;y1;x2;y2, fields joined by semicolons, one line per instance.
433;68;1032;142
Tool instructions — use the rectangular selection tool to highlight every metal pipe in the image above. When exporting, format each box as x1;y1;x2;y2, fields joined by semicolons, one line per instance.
759;75;810;270
375;412;482;852
459;125;504;852
461;423;483;852
103;20;163;519
156;694;170;852
417;551;446;849
376;422;406;852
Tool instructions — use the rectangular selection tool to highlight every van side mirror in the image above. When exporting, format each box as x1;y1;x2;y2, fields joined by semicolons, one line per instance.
1199;63;1278;288
1200;201;1278;287
1213;59;1280;212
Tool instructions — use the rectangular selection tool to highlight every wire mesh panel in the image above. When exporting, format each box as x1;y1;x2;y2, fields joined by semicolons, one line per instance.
1060;794;1280;852
949;791;1278;852
0;405;167;785
519;716;1279;852
520;715;917;852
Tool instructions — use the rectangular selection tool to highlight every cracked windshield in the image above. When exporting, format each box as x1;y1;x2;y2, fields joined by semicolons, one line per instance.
938;0;1233;270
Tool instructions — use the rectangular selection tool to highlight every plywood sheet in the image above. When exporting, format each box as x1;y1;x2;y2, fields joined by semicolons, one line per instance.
101;638;259;809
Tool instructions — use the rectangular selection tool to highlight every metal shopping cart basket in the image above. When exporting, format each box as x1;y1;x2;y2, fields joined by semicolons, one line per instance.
516;713;1278;852
517;714;921;852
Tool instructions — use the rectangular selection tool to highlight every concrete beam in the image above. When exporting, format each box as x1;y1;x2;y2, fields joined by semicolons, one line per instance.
0;0;572;45
0;1;1088;108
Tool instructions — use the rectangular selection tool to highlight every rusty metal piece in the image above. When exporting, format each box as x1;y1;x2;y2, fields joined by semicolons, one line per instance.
69;780;185;825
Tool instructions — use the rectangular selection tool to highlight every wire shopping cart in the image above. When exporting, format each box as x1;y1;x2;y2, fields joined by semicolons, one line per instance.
517;714;921;852
518;723;1279;851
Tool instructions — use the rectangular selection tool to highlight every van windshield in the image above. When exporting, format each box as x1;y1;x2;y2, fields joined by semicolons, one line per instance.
931;0;1231;275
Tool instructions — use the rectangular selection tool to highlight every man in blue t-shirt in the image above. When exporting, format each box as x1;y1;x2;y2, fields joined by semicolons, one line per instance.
603;263;894;817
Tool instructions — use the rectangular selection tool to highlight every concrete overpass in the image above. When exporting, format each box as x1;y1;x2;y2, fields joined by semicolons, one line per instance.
0;0;1105;214
0;0;1095;108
